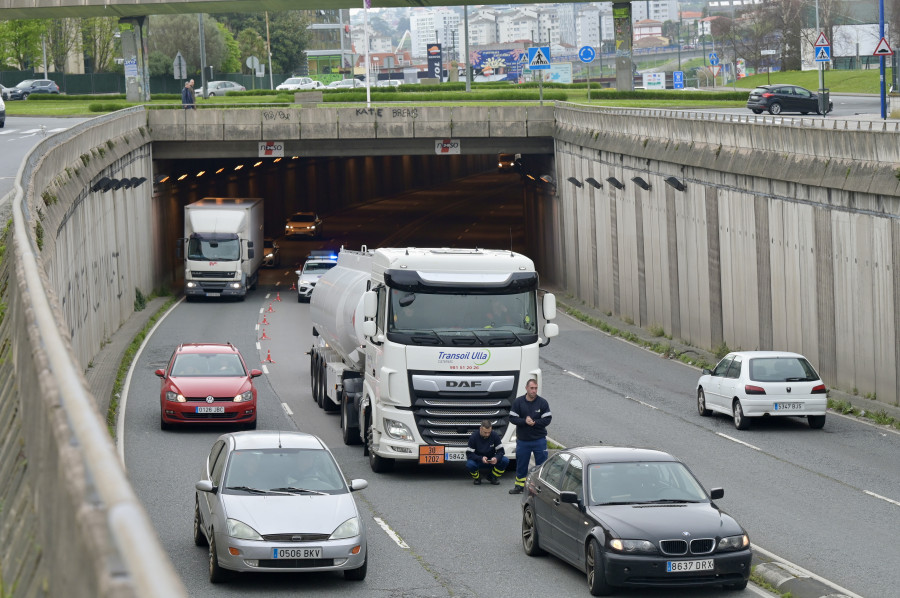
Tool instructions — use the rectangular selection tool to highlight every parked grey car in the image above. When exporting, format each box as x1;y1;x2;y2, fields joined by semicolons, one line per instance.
194;431;368;583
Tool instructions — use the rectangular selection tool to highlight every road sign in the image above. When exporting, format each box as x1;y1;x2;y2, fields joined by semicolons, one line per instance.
578;45;595;63
528;46;551;70
814;32;830;47
673;71;684;89
761;49;777;56
815;46;831;62
173;52;187;80
712;65;721;77
874;37;894;56
709;52;719;66
246;56;260;70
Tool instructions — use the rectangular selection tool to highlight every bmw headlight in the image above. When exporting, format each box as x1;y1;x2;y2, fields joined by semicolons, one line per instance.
234;390;253;402
226;518;263;541
609;539;657;554
718;534;749;551
329;517;360;540
384;418;413;441
166;391;186;402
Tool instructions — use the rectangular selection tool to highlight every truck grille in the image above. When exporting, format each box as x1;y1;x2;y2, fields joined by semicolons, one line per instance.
410;372;517;446
190;271;236;278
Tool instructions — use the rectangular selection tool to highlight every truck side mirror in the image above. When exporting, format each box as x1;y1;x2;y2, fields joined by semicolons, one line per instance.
362;320;376;337
363;290;377;319
247;248;255;259
544;322;559;339
543;293;557;321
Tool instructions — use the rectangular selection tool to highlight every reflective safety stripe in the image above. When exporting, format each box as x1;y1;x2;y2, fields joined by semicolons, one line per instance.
471;471;480;479
514;477;525;487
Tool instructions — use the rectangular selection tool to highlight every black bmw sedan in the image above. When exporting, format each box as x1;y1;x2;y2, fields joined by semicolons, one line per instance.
520;446;751;595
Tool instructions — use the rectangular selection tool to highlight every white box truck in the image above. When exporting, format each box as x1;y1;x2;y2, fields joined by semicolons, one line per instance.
309;246;559;473
180;198;264;300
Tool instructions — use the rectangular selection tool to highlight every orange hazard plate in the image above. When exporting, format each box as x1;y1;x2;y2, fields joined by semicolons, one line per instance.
418;445;445;464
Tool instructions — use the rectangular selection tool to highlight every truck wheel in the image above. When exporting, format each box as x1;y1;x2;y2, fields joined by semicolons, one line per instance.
341;391;361;445
316;360;327;409
367;425;395;473
309;353;317;400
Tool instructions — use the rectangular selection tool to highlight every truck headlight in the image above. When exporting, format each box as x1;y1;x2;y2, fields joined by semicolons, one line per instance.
166;391;186;402
230;282;241;289
383;418;413;441
234;390;253;402
186;281;197;288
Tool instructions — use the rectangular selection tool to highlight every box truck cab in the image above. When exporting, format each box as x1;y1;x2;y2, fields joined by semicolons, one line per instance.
180;198;264;300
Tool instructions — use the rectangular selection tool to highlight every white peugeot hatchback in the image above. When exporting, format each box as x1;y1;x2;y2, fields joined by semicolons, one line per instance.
696;351;827;430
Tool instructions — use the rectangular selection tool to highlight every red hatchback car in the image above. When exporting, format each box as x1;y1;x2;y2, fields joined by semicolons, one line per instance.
156;343;261;430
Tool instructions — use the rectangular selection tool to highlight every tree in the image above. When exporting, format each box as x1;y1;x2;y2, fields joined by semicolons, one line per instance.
148;50;172;77
148;14;227;74
217;23;241;73
47;18;80;73
82;17;119;73
267;11;311;73
236;28;267;74
0;19;47;70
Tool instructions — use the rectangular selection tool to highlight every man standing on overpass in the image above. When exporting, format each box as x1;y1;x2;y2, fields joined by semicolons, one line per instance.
508;378;552;494
182;79;195;109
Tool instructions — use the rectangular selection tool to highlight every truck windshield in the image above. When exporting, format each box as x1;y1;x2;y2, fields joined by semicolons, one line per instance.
187;237;240;261
387;290;538;346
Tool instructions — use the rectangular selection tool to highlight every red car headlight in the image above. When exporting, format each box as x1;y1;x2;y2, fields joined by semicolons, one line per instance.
234;390;253;402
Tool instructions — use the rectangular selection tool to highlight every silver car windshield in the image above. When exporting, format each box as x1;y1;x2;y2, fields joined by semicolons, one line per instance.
588;462;708;506
224;448;348;495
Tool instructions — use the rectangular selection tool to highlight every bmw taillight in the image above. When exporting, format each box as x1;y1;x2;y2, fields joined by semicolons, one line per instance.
811;384;826;394
745;385;767;395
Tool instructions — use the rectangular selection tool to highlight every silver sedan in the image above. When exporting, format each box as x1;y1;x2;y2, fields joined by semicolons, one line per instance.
194;431;369;582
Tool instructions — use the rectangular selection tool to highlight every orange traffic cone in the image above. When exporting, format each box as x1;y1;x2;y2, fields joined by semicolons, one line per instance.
259;329;270;340
290;281;296;290
267;302;276;313
262;314;270;326
263;350;275;363
276;292;282;302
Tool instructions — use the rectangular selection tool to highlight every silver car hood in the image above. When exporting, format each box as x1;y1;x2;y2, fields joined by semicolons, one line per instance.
222;492;358;535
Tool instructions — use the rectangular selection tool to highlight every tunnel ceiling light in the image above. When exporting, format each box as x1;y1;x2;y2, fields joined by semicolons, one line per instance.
234;164;244;171
196;170;206;177
215;167;225;174
526;174;535;181
177;174;188;181
585;177;602;189
154;175;169;184
664;176;687;192
273;157;282;163
631;176;651;191
253;161;263;167
567;177;583;188
291;156;299;160
606;176;624;190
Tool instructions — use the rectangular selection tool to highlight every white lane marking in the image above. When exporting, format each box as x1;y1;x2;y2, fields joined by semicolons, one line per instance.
255;342;261;351
282;403;293;416
564;370;585;380
117;298;184;465
262;364;269;374
255;324;259;331
751;544;866;598
20;128;42;135
865;490;900;507
265;292;271;299
716;433;760;451
373;517;409;548
625;396;658;410
259;307;264;314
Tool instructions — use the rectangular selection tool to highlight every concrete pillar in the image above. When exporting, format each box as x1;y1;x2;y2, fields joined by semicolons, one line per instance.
612;3;634;91
118;17;150;102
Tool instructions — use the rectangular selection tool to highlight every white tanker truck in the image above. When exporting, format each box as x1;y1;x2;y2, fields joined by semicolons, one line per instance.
309;246;559;473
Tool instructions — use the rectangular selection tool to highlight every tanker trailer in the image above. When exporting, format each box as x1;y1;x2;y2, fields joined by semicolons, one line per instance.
309;246;559;474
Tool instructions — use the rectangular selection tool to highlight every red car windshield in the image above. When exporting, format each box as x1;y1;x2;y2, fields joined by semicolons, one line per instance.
172;353;245;376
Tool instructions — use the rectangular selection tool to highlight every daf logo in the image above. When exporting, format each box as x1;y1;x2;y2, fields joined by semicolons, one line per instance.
446;380;482;388
206;396;215;403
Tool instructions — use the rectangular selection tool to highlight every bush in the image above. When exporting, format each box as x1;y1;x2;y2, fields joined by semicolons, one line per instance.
89;103;130;112
29;93;127;101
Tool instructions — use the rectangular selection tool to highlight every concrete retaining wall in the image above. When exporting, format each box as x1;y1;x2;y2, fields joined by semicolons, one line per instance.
0;108;186;597
553;104;900;407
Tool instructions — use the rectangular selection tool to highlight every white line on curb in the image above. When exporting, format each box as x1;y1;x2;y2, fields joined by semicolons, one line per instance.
864;489;900;507
373;517;409;548
282;403;293;416
751;544;866;598
564;370;585;380
716;433;760;451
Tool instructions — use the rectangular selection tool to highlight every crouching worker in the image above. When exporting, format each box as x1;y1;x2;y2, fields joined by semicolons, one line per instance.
466;420;509;485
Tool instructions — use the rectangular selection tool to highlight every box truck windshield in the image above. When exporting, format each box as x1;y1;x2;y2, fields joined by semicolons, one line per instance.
187;234;241;261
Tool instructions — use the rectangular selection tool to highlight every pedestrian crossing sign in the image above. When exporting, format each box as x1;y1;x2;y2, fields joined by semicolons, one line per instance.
815;46;831;62
528;46;551;70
